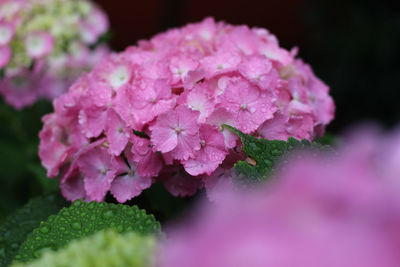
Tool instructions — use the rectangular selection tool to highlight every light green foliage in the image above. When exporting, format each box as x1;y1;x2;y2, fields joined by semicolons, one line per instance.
0;194;67;267
14;200;161;263
224;125;332;184
12;229;156;267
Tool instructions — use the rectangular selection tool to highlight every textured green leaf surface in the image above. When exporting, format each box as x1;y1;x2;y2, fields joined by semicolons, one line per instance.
12;230;155;267
224;125;332;184
0;194;66;267
14;200;161;263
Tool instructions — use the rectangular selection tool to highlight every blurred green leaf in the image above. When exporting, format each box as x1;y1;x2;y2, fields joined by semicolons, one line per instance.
0;194;67;267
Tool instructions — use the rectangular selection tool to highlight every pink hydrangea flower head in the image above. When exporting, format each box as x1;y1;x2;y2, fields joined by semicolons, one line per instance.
0;0;110;109
39;17;334;203
159;127;400;267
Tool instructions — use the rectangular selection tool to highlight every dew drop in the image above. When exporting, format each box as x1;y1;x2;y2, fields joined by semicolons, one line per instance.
71;222;81;230
103;210;114;219
39;225;50;234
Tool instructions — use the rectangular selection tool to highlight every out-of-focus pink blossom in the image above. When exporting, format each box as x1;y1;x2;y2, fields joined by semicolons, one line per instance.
39;17;334;202
159;127;400;267
0;0;110;109
25;31;54;58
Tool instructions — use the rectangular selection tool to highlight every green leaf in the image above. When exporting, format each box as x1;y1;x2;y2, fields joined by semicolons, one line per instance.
14;200;161;263
0;194;67;267
11;229;156;267
223;125;332;184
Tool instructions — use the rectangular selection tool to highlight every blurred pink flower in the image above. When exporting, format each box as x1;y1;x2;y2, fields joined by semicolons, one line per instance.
159;127;400;267
0;0;110;109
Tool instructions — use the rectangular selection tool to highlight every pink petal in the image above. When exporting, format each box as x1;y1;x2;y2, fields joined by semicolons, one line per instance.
0;45;11;69
162;167;204;197
78;147;116;202
25;31;54;58
0;22;14;45
105;108;130;155
60;168;87;201
110;157;152;203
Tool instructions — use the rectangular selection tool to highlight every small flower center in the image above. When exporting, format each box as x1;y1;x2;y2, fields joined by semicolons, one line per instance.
100;168;108;175
128;169;135;176
200;139;206;147
240;103;248;110
150;97;157;103
217;64;224;70
175;127;182;134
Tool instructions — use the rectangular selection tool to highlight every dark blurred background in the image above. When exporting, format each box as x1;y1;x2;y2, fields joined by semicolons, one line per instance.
94;0;400;132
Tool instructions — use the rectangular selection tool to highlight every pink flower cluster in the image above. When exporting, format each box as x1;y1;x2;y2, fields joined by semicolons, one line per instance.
159;127;400;267
39;18;334;202
0;0;109;109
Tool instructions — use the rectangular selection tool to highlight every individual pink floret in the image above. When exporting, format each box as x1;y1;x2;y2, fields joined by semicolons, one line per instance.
150;105;201;160
131;78;176;125
77;146;117;202
110;151;152;203
179;82;215;123
0;22;14;46
217;76;277;133
25;31;54;59
130;135;164;177
0;68;40;109
105;108;131;156
183;124;227;176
